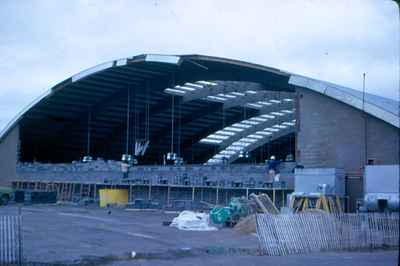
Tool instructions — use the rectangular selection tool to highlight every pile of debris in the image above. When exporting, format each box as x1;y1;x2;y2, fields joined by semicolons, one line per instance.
168;193;279;233
233;193;280;234
230;193;280;234
170;211;217;231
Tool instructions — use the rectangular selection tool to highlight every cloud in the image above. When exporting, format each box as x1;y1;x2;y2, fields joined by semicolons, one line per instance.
0;0;398;131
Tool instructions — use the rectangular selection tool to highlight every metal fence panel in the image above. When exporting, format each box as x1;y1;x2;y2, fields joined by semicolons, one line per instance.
256;212;399;256
0;215;23;265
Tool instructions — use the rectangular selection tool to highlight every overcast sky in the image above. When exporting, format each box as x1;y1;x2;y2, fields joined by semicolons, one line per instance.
0;0;399;132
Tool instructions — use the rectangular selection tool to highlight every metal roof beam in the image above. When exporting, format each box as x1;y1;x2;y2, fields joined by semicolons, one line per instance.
182;81;264;103
227;128;295;164
100;91;173;151
88;75;138;87
123;64;170;76
98;71;143;84
224;91;294;109
146;101;223;152
207;113;295;150
77;79;130;90
41;88;131;146
67;83;120;93
112;66;159;79
177;108;259;156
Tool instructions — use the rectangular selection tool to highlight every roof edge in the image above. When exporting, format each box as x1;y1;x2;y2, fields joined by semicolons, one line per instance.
289;74;399;128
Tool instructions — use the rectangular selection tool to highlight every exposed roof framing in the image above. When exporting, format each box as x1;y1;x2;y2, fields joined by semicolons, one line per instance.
207;120;296;165
1;54;397;164
200;109;295;149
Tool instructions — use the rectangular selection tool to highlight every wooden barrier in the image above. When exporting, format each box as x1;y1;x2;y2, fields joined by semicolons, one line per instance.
256;212;399;256
0;215;23;265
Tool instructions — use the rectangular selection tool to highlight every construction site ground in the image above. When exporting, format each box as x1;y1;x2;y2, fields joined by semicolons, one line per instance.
1;204;398;266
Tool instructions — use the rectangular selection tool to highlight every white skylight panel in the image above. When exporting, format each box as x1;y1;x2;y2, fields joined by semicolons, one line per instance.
175;85;196;91
265;127;280;132
273;124;287;129
225;93;238;98
250;117;268;122
247;134;264;139
231;141;249;147
256;131;272;136
246;90;258;94
200;139;222;144
283;122;295;126
247;103;263;108
214;154;230;159
116;58;128;66
240;138;257;143
224;127;244;132
220;150;236;155
197;81;218;86
271;112;284;116
207;134;230;140
242;120;260;125
232;123;251;129
257;101;272;106
165;88;186;94
207;158;222;163
216;130;236;136
231;92;246;96
207;95;227;101
217;93;236;99
283;98;293;102
270;99;281;103
261;114;275;119
184;82;204;88
226;146;243;151
282;110;294;114
145;54;179;64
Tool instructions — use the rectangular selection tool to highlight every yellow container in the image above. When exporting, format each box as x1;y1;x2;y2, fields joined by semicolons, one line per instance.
99;189;129;208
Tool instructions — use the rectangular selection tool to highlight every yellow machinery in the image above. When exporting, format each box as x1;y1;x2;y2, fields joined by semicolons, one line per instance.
99;189;128;207
289;195;343;213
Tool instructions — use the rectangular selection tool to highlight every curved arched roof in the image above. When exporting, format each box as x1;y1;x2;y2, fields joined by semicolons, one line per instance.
1;54;398;164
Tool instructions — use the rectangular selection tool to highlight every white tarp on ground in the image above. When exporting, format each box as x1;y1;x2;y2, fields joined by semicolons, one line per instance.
170;211;218;231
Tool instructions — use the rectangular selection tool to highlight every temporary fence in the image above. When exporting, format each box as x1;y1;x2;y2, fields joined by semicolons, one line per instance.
0;215;23;265
256;212;399;256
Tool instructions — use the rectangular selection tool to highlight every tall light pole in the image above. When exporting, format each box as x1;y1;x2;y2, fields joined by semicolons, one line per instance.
362;73;367;166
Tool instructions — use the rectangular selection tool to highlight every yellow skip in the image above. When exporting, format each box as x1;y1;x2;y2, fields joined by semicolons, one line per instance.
99;189;129;208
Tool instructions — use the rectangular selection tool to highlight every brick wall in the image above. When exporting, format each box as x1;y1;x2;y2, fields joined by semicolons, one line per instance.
0;126;19;186
296;87;399;172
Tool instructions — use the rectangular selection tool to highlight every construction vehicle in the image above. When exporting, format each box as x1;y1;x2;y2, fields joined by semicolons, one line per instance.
210;193;279;226
210;197;255;226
